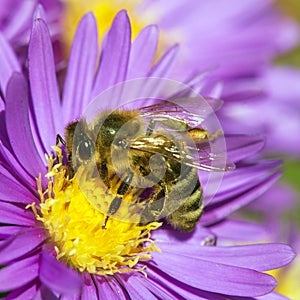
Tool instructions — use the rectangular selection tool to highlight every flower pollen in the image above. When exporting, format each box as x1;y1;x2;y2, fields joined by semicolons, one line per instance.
62;0;145;52
31;148;161;276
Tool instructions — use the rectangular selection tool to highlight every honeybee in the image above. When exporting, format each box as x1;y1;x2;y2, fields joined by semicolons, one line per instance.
62;97;233;231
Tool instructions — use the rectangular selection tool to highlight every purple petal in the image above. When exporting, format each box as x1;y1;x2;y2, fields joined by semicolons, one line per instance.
6;73;47;180
249;183;297;215
39;250;83;295
203;160;281;207
202;170;281;225
147;266;230;300
93;10;131;97
154;242;295;272
149;252;277;297
0;225;21;239
81;278;98;300
0;109;10;150
2;0;35;42
148;44;179;78
0;255;39;292
225;134;265;162
265;67;300;101
0;171;36;204
0;96;4;110
96;276;127;300
59;293;80;300
221;78;266;103
34;4;47;21
62;13;98;123
0;141;37;188
0;32;21;95
128;25;159;79
210;219;269;243
0;201;35;226
153;224;216;246
257;292;289;300
116;274;157;300
6;282;39;300
132;272;181;299
140;45;179;103
0;227;46;265
34;285;59;300
28;17;62;150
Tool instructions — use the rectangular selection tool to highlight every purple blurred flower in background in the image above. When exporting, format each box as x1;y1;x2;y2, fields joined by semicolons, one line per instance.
0;8;296;299
0;0;62;47
151;0;300;157
221;66;300;157
140;0;298;78
119;0;300;157
244;185;300;299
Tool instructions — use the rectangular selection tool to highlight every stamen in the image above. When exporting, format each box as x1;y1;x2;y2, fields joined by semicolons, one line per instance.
30;149;161;276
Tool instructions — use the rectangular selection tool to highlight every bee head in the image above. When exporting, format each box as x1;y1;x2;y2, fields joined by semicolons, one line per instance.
65;120;95;170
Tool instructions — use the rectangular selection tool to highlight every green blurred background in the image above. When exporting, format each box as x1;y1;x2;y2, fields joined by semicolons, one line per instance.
276;0;300;225
277;0;300;67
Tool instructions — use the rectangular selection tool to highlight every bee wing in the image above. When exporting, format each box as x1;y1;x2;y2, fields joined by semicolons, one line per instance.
129;136;234;172
139;96;223;127
185;129;235;172
186;140;235;172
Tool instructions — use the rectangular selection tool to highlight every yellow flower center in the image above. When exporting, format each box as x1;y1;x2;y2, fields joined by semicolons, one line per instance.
62;0;146;52
60;0;177;58
30;148;161;276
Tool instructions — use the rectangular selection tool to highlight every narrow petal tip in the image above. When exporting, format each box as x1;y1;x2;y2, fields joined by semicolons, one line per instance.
81;11;97;24
33;4;46;22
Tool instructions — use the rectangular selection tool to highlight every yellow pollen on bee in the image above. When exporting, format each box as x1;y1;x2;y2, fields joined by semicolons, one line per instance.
30;147;161;276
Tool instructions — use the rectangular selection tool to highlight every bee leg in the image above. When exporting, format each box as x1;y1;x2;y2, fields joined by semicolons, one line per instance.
56;134;66;146
166;182;203;232
145;118;173;136
140;183;165;225
102;197;122;229
208;129;223;141
102;173;134;229
146;118;157;136
188;128;222;142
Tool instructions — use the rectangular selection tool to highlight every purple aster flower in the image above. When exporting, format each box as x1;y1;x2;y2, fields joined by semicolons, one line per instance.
0;8;296;299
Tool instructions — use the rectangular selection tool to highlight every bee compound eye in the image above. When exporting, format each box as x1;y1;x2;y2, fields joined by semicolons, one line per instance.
77;140;94;161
